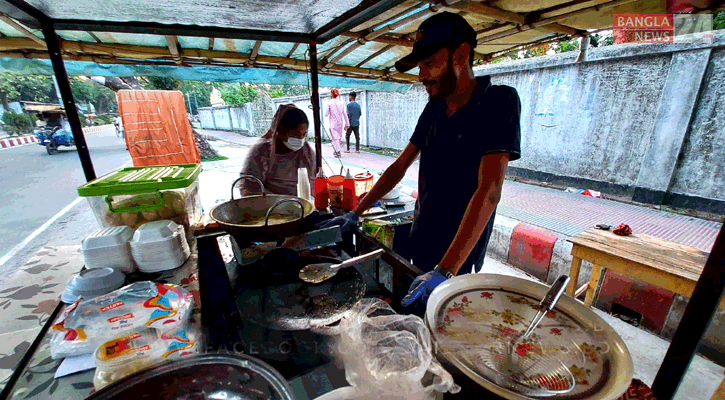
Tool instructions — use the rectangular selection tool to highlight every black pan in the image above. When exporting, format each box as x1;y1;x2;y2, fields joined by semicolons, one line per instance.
236;248;366;331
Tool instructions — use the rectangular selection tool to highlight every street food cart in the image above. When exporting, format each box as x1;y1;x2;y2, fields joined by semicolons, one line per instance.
0;0;723;399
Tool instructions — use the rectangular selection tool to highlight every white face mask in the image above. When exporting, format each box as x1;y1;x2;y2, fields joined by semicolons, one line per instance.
283;137;305;151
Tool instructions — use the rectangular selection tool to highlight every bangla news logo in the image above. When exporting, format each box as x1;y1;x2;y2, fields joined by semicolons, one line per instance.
613;14;713;44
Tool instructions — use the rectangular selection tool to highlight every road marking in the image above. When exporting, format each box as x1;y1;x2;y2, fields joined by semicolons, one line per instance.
0;159;132;268
0;196;84;267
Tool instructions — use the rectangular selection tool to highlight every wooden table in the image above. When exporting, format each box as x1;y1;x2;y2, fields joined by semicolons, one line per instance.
566;227;711;307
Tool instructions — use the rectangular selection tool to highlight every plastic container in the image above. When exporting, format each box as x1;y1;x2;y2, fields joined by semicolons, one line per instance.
61;267;126;304
354;171;374;198
77;164;202;245
130;220;190;273
82;226;136;273
297;167;311;202
342;169;356;211
328;175;345;208
93;326;200;390
314;171;329;210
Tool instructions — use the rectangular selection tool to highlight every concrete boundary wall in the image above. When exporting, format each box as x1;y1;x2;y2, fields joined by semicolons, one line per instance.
199;104;254;133
472;32;725;214
270;89;368;146
333;32;725;214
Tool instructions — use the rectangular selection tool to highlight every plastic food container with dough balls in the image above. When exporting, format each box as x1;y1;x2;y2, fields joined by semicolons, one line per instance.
77;164;201;245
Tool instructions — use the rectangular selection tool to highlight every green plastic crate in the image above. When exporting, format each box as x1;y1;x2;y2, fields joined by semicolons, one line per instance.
77;164;202;238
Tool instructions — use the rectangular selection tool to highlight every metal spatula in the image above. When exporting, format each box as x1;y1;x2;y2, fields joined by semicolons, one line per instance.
299;248;384;284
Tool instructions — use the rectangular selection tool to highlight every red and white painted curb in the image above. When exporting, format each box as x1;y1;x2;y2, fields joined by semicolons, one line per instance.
0;135;37;149
0;124;114;150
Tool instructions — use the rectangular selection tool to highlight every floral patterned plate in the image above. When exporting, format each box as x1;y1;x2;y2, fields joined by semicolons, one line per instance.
426;274;633;400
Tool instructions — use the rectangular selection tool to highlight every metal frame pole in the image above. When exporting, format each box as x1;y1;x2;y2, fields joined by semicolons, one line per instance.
652;220;725;399
309;42;323;175
40;21;96;181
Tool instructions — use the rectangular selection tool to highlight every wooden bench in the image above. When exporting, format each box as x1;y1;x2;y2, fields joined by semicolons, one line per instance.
566;227;712;307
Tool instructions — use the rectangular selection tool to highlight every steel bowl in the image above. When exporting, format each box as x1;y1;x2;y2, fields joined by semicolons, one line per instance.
86;353;295;400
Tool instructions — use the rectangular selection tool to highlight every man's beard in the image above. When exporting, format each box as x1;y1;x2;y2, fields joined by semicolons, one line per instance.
426;56;457;101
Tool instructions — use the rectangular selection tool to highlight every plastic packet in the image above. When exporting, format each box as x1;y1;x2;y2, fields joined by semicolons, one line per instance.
93;325;200;390
50;281;194;359
333;299;460;400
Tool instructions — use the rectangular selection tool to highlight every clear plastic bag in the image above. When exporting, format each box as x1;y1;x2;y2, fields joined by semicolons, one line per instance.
93;325;201;390
50;281;194;359
332;299;460;400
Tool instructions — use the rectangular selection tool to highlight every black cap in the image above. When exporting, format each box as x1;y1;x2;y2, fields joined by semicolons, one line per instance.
394;12;477;73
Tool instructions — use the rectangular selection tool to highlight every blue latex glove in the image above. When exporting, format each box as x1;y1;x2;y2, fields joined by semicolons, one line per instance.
317;211;359;233
401;270;447;308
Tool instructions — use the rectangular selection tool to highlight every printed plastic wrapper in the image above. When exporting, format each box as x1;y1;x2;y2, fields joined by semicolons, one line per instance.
329;299;460;400
50;281;194;359
93;325;200;390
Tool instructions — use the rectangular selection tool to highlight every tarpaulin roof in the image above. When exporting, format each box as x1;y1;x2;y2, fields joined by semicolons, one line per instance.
0;0;722;88
0;57;413;93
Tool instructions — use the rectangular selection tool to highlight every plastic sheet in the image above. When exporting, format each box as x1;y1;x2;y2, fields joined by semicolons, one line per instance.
50;281;194;359
93;325;201;390
329;299;460;400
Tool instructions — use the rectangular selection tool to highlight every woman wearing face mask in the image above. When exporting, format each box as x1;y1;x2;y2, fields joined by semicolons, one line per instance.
237;104;315;196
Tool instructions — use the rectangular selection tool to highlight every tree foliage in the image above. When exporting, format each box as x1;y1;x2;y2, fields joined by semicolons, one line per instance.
144;77;182;90
70;77;117;114
715;11;725;30
0;74;57;106
266;85;309;98
220;83;258;106
179;81;213;114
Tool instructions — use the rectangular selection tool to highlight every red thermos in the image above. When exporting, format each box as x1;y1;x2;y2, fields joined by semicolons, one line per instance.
342;169;357;211
314;170;329;210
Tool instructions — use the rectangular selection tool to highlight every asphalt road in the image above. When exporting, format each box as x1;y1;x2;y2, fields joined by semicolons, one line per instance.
0;128;131;263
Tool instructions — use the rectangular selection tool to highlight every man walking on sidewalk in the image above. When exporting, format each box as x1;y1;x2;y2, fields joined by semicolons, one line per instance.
321;12;521;312
345;92;362;153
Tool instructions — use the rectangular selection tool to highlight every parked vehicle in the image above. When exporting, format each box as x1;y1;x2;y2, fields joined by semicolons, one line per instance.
34;126;75;155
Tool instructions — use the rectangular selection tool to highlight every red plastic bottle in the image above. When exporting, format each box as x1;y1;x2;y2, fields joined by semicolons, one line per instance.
342;169;357;211
314;170;329;210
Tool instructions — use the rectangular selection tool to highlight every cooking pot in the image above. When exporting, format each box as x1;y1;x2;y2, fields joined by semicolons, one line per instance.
210;175;315;242
86;354;295;400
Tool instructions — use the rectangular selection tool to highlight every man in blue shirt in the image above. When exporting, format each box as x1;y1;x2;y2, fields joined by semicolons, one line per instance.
345;92;362;153
322;12;521;311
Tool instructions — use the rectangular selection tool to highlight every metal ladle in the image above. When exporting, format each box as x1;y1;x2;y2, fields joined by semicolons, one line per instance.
299;248;384;284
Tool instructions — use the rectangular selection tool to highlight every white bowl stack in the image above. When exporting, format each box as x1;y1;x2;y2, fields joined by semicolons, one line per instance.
130;220;190;273
82;226;136;273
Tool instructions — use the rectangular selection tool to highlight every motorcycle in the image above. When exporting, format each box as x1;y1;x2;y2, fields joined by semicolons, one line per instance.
34;126;75;155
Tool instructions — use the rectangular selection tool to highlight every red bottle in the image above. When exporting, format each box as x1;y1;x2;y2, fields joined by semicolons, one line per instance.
314;170;329;210
342;169;357;211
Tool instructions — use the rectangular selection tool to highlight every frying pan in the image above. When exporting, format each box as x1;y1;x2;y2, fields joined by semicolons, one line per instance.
236;248;366;332
210;175;315;242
